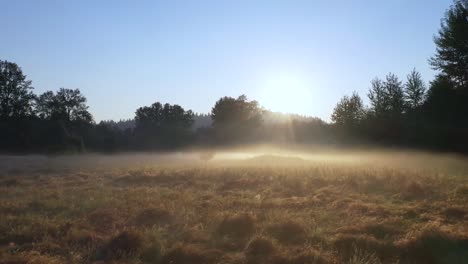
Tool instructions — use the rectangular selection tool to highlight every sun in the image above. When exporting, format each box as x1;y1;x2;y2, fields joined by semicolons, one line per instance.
256;71;312;114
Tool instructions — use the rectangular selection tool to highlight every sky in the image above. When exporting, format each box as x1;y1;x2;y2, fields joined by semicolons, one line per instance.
1;0;453;122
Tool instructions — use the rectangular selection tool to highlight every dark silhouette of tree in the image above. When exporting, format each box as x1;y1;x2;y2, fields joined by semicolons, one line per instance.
211;95;262;126
32;88;93;153
404;69;426;110
36;88;93;123
211;95;263;143
193;113;212;130
331;92;365;127
55;88;93;123
0;60;35;119
420;0;468;152
368;73;405;116
100;119;135;130
365;73;406;143
134;102;194;149
384;73;405;116
429;0;468;88
368;78;386;117
35;91;55;119
424;75;459;124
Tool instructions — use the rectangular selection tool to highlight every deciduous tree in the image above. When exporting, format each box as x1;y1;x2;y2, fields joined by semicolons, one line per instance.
0;60;35;119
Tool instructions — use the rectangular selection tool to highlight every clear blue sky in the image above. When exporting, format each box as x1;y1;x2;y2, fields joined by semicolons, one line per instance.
1;0;452;121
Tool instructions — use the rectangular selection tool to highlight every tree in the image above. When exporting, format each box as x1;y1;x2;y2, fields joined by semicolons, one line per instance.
135;102;194;129
424;75;459;123
0;60;35;119
368;78;387;116
368;73;405;117
404;69;426;110
331;92;365;127
35;91;57;119
36;88;93;123
429;0;468;88
135;102;164;129
211;95;263;142
384;73;405;116
134;102;194;148
211;95;263;127
366;73;405;142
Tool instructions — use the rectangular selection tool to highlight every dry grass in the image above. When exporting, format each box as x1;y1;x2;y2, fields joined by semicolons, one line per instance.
0;151;468;263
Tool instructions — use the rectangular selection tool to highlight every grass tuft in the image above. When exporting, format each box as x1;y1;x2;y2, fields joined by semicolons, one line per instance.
267;219;309;245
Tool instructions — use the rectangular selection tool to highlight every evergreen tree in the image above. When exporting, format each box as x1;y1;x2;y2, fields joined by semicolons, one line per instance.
404;69;426;110
368;78;387;116
383;73;405;116
429;0;468;88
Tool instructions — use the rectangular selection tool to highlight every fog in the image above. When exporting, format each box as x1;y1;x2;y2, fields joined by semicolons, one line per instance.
2;145;468;176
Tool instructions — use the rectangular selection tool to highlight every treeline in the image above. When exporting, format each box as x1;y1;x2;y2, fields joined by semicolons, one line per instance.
330;0;468;152
0;0;467;153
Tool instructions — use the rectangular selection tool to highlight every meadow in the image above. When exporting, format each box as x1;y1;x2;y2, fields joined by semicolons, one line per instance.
1;149;468;264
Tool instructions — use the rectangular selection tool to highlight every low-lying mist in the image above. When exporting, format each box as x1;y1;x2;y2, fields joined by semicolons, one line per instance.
2;145;468;175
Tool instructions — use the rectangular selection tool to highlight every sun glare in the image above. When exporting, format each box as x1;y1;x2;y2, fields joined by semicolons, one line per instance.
257;71;312;114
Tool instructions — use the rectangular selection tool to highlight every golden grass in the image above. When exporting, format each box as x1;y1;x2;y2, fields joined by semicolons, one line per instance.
0;151;467;263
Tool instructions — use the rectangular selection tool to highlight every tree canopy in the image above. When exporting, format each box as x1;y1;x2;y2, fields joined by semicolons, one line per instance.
331;92;364;128
134;102;194;148
0;60;35;119
429;0;468;88
211;95;264;142
404;69;426;110
36;88;93;123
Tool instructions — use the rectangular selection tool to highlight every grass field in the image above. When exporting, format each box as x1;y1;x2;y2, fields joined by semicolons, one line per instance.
1;149;468;263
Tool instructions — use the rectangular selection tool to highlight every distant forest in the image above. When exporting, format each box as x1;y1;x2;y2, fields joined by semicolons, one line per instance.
1;0;467;153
